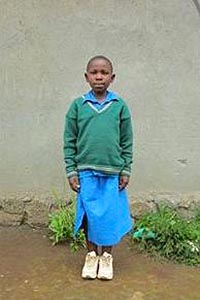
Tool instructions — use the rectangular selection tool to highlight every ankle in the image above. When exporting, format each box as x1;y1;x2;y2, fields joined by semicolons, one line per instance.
86;240;98;254
101;246;113;255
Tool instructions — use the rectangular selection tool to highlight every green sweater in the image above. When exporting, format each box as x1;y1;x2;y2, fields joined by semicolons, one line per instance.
64;96;133;178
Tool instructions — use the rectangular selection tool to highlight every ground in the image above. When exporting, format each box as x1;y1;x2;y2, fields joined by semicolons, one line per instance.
0;226;199;300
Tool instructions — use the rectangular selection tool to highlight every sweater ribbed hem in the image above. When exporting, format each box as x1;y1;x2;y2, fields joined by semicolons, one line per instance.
120;170;131;177
77;164;122;175
66;171;78;178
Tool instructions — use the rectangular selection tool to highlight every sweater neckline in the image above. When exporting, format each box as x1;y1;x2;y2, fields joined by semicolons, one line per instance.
87;101;114;114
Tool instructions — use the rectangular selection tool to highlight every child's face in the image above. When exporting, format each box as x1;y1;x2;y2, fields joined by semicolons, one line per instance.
85;58;115;95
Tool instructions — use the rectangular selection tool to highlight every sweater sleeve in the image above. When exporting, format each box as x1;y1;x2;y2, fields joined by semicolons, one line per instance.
120;103;133;176
63;101;78;178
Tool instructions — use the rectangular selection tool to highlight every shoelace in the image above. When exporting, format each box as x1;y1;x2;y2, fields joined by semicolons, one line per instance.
86;255;97;267
101;256;112;267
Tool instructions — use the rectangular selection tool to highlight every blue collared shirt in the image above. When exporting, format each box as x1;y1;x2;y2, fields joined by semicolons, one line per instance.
82;90;119;111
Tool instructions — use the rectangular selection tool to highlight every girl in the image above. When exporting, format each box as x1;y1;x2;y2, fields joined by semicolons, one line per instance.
64;55;133;280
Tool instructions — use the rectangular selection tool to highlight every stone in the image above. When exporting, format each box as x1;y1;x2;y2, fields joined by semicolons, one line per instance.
0;211;23;226
178;193;200;218
2;198;25;214
0;196;6;209
152;192;182;209
25;200;49;227
22;196;33;203
177;207;194;220
130;193;155;219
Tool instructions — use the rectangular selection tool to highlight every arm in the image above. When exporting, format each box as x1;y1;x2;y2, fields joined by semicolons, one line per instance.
119;104;133;189
63;101;80;192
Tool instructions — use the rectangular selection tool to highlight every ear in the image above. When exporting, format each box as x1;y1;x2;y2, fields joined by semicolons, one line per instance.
111;74;115;83
84;73;89;82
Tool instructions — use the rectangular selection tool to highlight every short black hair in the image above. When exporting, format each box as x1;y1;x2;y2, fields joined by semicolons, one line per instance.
86;55;113;73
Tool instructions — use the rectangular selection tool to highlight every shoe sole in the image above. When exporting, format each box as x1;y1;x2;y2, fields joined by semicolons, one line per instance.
97;275;113;281
82;275;96;280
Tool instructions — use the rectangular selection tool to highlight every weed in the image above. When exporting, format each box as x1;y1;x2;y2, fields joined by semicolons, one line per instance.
132;206;200;266
48;192;86;252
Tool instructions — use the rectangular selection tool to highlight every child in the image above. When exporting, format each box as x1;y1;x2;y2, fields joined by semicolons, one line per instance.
64;55;133;280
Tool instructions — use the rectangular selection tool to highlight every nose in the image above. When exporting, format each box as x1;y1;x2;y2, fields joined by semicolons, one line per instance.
95;72;103;80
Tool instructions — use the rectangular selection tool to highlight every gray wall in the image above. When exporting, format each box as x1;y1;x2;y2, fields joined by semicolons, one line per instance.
1;0;200;196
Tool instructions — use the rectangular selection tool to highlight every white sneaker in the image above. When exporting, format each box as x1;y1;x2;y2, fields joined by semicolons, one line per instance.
97;252;113;280
81;251;99;279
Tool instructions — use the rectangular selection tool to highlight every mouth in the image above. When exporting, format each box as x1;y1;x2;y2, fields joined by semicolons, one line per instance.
93;83;105;87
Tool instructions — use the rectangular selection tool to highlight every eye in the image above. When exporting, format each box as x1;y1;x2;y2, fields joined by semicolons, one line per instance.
89;70;97;74
101;70;109;75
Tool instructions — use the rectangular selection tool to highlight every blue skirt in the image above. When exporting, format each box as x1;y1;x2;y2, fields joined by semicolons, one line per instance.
74;171;133;246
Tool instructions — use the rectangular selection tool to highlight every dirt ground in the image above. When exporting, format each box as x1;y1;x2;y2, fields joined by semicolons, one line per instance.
0;226;199;300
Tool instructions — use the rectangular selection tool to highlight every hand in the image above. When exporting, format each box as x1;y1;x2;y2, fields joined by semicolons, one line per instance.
119;175;129;191
68;176;80;193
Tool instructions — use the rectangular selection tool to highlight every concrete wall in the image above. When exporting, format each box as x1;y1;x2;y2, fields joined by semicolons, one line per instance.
1;0;200;224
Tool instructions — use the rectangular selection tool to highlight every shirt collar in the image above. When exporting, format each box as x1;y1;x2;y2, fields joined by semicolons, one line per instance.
82;90;119;104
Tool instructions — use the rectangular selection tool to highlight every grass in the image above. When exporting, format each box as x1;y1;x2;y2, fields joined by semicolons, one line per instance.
48;192;85;252
132;206;200;266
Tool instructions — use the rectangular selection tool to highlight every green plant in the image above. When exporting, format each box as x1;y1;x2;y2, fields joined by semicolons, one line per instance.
48;192;85;252
132;206;200;266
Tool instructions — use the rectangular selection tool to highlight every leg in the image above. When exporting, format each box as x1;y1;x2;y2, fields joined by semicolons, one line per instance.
102;246;113;254
81;214;99;279
81;214;98;253
86;240;98;253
